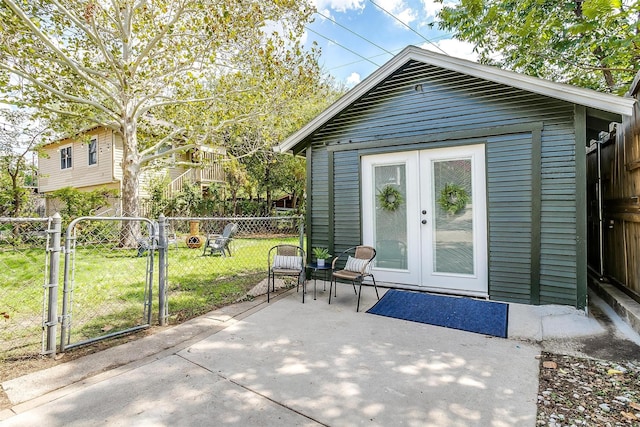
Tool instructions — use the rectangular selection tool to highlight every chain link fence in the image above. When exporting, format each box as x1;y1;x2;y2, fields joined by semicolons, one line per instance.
0;217;51;362
59;217;155;351
164;216;304;322
1;215;304;362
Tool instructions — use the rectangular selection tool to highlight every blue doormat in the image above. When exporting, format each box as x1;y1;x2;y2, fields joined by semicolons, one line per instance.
366;289;509;338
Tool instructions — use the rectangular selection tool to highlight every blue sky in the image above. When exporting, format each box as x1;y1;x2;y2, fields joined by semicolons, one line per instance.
305;0;476;86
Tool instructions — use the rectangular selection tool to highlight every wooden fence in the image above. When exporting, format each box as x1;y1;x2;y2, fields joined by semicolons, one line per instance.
587;77;640;298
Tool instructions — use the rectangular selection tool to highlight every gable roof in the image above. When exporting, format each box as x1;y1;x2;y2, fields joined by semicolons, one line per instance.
276;45;636;154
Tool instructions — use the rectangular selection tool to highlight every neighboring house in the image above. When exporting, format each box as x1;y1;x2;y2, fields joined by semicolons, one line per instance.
273;194;296;212
276;45;636;309
38;126;225;215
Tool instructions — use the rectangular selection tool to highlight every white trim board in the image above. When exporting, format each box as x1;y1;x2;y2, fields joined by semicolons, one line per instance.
276;45;636;154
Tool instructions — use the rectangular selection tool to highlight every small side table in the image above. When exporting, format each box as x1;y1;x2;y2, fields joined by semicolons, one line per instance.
306;262;332;300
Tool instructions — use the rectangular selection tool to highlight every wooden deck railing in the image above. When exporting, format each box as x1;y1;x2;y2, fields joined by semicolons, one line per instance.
163;163;225;199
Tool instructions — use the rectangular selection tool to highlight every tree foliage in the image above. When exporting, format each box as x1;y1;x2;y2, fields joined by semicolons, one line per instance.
47;186;117;220
437;0;639;93
0;108;46;217
241;152;306;214
0;0;323;235
144;152;309;217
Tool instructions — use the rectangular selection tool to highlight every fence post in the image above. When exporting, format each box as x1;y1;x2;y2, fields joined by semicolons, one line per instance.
59;217;75;352
45;213;62;357
158;215;168;326
298;215;305;250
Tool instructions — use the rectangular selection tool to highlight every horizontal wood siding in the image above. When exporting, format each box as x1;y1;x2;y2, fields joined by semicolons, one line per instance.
315;62;571;144
333;150;361;255
307;60;579;305
112;134;123;181
39;128;115;193
487;134;533;303
539;121;578;305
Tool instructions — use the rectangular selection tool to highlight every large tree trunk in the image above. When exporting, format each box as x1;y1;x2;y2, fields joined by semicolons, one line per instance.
264;157;272;216
119;114;142;247
593;47;616;92
9;169;21;218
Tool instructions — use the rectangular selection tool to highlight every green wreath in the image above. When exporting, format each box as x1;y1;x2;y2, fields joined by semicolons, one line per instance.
437;183;470;215
377;185;403;212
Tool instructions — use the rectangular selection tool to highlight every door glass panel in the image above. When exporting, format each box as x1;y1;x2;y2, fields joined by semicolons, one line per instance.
373;164;407;269
432;159;474;274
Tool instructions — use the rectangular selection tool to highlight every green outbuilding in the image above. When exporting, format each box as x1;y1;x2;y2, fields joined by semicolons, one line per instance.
276;46;636;309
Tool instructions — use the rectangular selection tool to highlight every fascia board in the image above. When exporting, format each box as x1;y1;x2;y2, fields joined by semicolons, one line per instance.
275;46;636;154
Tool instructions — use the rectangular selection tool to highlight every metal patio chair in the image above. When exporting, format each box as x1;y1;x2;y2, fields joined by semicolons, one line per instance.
267;244;306;303
329;245;379;312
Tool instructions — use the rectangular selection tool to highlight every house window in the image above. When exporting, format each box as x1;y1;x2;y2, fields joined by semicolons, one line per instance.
88;138;97;166
60;146;72;170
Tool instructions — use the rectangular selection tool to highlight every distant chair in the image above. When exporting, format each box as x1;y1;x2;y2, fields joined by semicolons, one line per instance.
203;223;238;257
137;222;178;257
166;228;179;249
329;245;378;312
267;245;306;303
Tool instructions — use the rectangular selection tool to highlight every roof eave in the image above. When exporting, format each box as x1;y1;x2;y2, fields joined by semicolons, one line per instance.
419;48;635;116
275;45;637;153
274;48;412;154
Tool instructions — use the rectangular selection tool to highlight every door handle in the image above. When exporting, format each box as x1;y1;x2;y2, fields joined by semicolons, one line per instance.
421;220;427;224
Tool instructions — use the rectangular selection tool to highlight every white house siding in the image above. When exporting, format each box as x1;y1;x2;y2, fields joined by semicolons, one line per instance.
39;128;115;193
112;133;123;181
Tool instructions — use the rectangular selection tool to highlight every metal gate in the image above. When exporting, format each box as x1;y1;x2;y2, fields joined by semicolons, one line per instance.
59;217;155;351
0;217;52;361
2;214;302;360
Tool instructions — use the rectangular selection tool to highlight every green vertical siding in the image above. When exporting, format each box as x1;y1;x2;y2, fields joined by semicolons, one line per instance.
307;60;582;306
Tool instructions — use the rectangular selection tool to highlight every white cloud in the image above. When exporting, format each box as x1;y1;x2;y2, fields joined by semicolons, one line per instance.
420;0;442;18
345;72;361;86
312;0;366;13
420;38;478;62
420;0;456;19
376;0;417;26
395;7;418;26
312;0;417;26
316;7;334;20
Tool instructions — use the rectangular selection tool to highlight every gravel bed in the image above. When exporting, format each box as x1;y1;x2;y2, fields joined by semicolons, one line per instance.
537;352;640;426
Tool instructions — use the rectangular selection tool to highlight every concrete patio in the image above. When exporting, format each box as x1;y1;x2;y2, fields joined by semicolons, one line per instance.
1;283;636;426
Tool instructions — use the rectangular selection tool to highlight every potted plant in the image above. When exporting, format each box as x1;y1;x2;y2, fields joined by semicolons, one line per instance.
312;247;332;267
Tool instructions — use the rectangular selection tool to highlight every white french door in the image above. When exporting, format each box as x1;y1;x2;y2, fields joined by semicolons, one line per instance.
362;144;487;296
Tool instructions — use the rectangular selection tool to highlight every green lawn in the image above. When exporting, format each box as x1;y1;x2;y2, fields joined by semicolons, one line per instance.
1;235;300;359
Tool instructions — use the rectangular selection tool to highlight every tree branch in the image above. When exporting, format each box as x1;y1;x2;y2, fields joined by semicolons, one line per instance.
131;4;185;76
141;143;196;165
3;0;122;106
32;104;121;132
139;126;187;157
0;64;121;121
135;86;258;119
50;0;119;73
533;50;636;73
